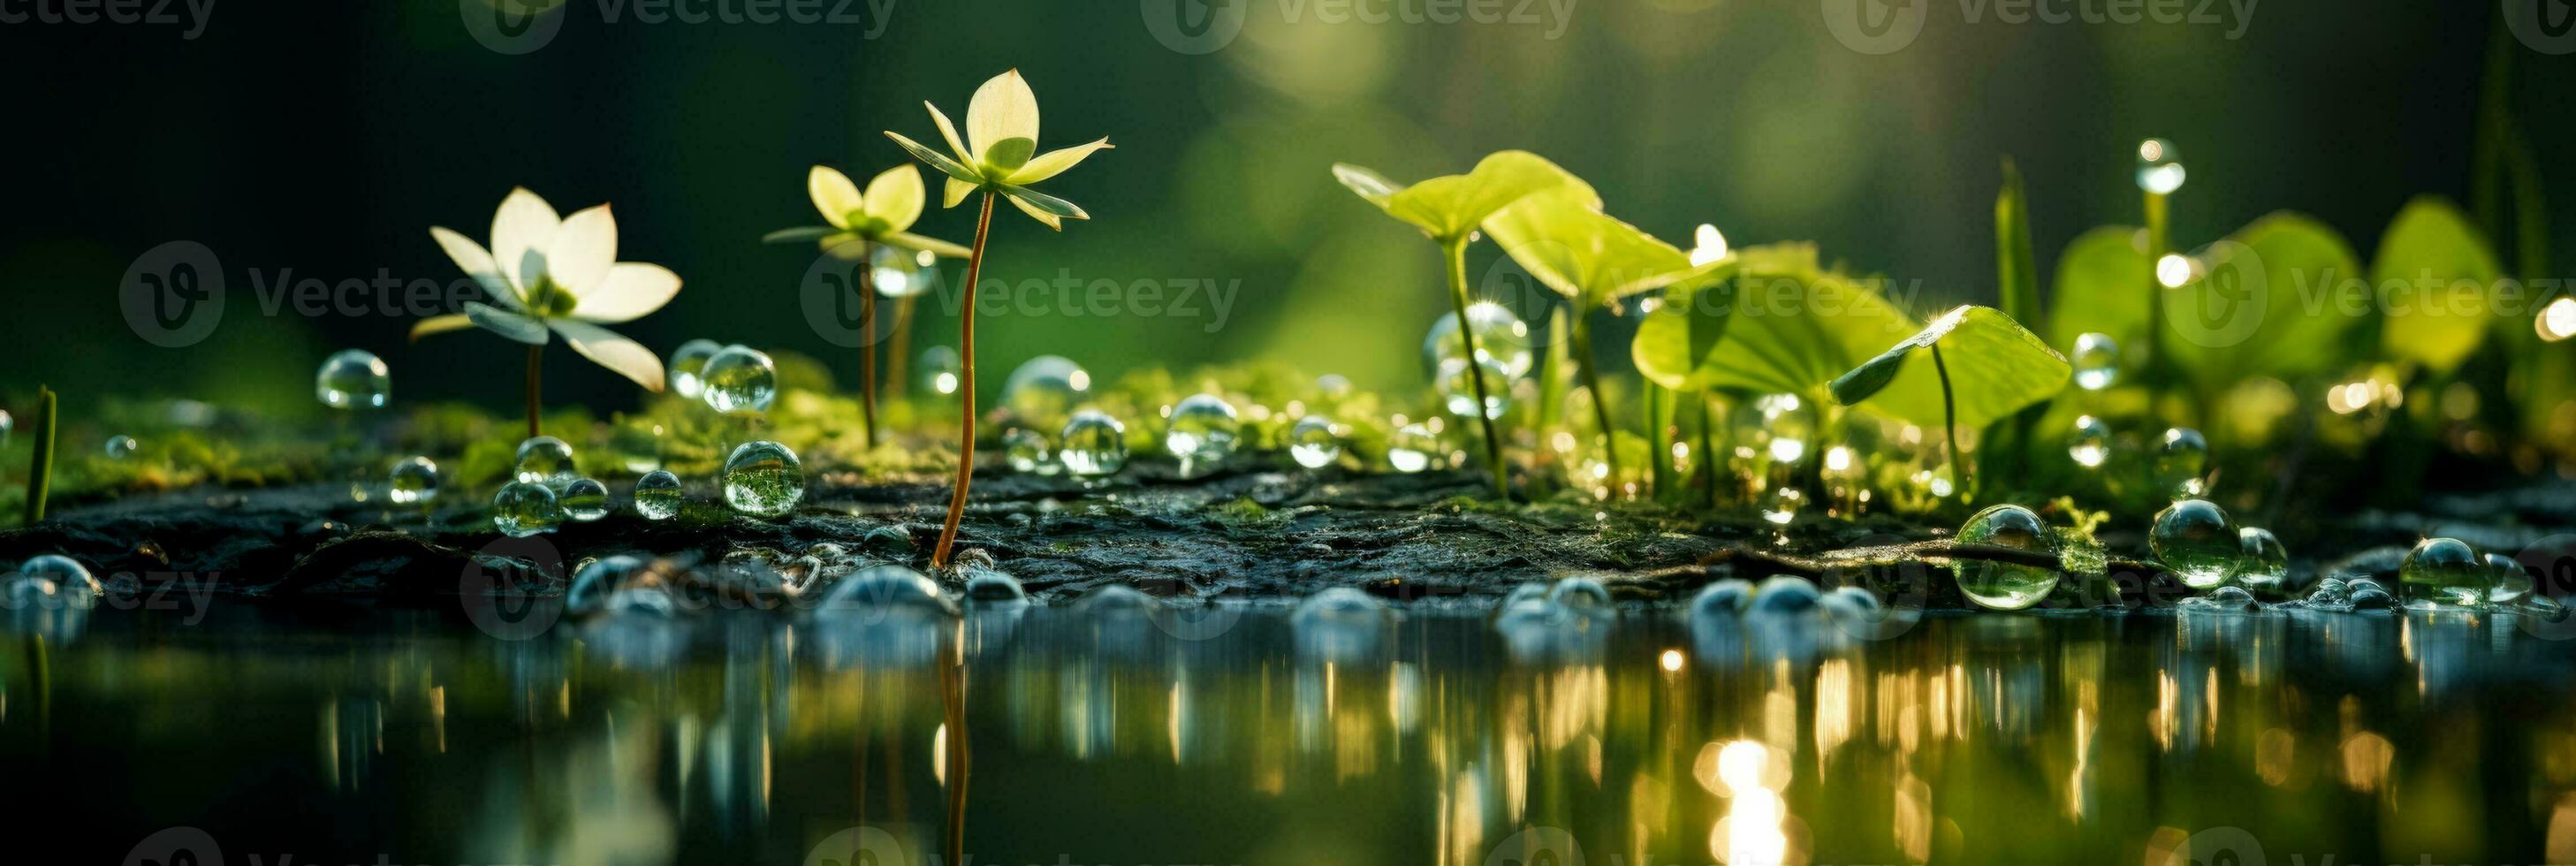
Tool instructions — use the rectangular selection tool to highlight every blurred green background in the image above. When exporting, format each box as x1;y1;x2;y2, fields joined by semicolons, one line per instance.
3;0;2565;422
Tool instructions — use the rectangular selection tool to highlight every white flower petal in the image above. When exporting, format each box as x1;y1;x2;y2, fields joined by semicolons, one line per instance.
863;164;926;232
551;319;665;391
809;165;864;230
965;69;1039;166
429;226;521;309
1010;138;1112;186
573;263;681;323
490;187;560;294
465;301;551;346
1007;192;1064;231
927;101;970;164
944;177;977;209
547;204;619;295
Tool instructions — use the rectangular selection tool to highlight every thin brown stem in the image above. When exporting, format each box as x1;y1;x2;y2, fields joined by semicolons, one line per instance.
857;256;879;450
525;343;543;440
932;192;999;571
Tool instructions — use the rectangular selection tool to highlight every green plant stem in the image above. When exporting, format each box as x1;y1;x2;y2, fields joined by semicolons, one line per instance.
525;344;543;440
1931;344;1968;496
857;254;880;450
23;386;55;524
1441;239;1509;498
1646;384;1675;499
886;296;917;403
1696;393;1719;509
1568;309;1619;492
932;191;999;572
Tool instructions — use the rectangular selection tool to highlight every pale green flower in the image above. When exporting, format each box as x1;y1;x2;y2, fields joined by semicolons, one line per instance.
884;69;1112;230
412;187;680;391
762;163;971;259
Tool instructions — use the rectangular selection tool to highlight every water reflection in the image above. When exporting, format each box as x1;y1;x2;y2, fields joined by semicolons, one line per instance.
3;604;2572;863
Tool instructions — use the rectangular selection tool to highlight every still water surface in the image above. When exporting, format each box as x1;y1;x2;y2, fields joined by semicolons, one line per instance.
8;602;2575;864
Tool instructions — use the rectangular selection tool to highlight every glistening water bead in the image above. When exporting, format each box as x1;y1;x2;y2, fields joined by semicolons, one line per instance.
871;245;937;298
2399;537;2486;608
1164;394;1240;467
559;478;610;522
2154;427;2209;498
1387;423;1438;473
1059;410;1128;478
2069;414;2111;468
1756;393;1812;465
701;345;778;414
2151;498;2240;589
315;348;391;409
1004;428;1059;475
666;339;722;399
1952;505;2060;611
105;435;137;460
387;457;440;505
2488;553;2534;604
2237;527;2291;596
918;346;962;397
633;470;683;520
514;436;577;488
2070;333;2119;391
1001;355;1092;429
1289;415;1341;469
1421;301;1533;379
1435;354;1515;419
491;481;564;537
722;440;805;517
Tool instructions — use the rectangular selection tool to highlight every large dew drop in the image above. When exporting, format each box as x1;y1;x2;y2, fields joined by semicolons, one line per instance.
1435;354;1515;420
1164;394;1240;468
387;457;441;505
1001;355;1092;429
1952;505;2060;610
2068;414;2111;468
2488;553;2534;604
666;338;723;399
1004;428;1059;475
1421;301;1533;379
2151;498;2239;589
2236;526;2291;596
315;348;391;409
1059;410;1128;478
1288;415;1341;469
2070;333;2119;391
491;481;564;537
701;345;778;414
1387;423;1438;473
2154;427;2209;498
514;436;578;489
105;435;138;460
2398;537;2486;608
19;554;101;597
633;470;683;520
722;440;805;517
817;564;956;618
559;478;610;522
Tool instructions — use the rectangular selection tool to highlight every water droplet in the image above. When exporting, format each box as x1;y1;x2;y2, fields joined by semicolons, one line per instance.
1315;374;1354;400
1435;354;1515;419
0;409;11;448
871;244;938;298
1422;301;1534;379
387;457;440;505
722;440;805;517
2236;527;2291;596
1003;428;1058;475
315;348;391;409
2518;594;2571;623
1387;423;1438;473
2306;577;2350;606
2197;585;2261;612
666;338;723;399
633;470;683;520
2488;553;2533;604
2398;537;2485;608
2069;414;2111;468
1953;504;2061;610
817;563;954;616
964;570;1028;604
1750;576;1821;613
2150;498;2239;589
1000;355;1092;429
1296;586;1389;627
918;346;961;396
19;554;100;596
1164;394;1240;468
1059;410;1128;478
2154;427;2209;498
2070;333;2119;391
567;555;650;615
1548;577;1613;611
1757;394;1812;465
1288;414;1342;469
1760;486;1805;526
104;435;137;460
2348;583;2397;610
2136;138;2186;194
513;436;578;488
559;478;610;521
702;345;778;414
491;481;564;537
1690;579;1755;619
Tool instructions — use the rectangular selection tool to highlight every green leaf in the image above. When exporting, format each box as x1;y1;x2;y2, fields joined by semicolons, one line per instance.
885;131;984;186
999;184;1088;220
1830;306;2071;429
1332;150;1598;243
880;231;973;259
1630;263;1739;391
1695;244;1923;398
2044;225;2152;353
1482;186;1715;307
2163;212;2368;388
2372;195;2503;374
1995;159;2040;330
760;226;838;244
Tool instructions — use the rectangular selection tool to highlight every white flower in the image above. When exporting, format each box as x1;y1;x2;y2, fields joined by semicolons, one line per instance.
412;187;682;391
884;69;1112;230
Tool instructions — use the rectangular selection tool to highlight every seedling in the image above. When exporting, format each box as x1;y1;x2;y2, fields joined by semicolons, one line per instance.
1830;305;2071;495
21;385;54;524
765;164;971;448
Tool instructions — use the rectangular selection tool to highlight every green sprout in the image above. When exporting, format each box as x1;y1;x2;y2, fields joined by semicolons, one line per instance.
885;69;1111;571
1483;185;1725;490
1331;150;1592;498
21;385;54;524
414;187;685;439
765;164;971;449
1830;305;2071;496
